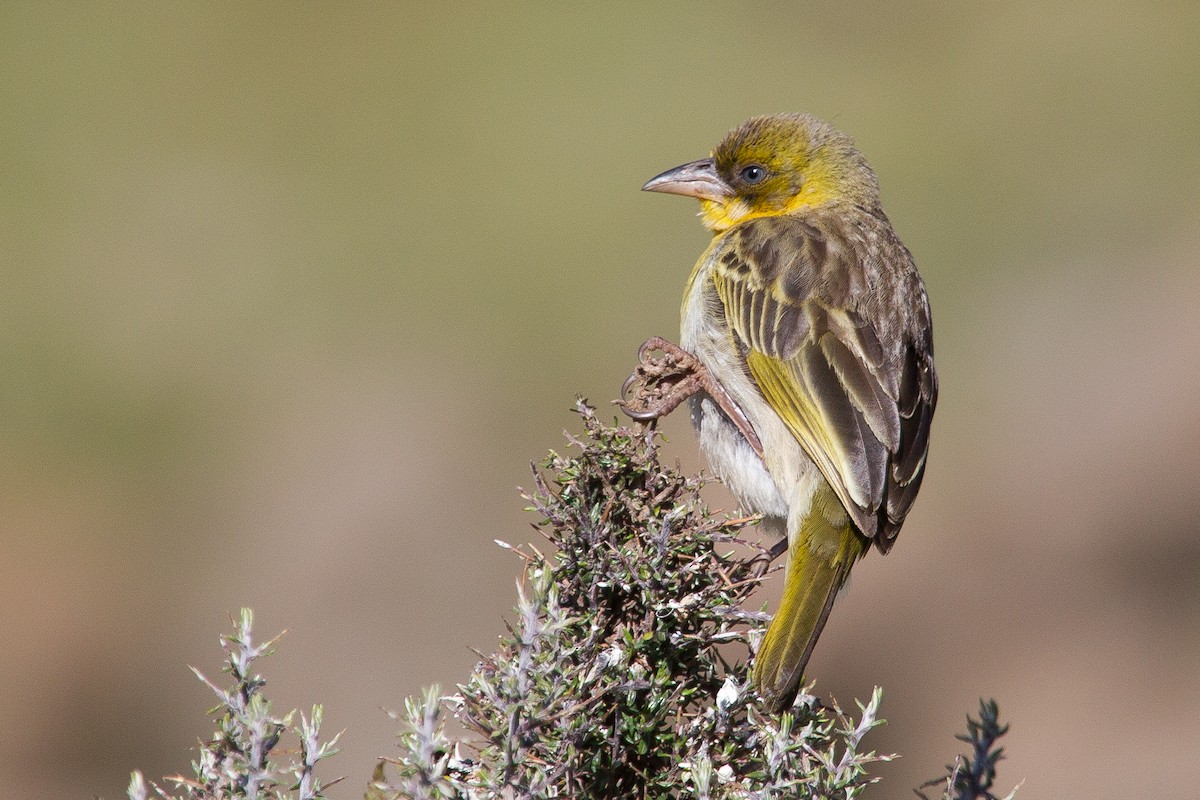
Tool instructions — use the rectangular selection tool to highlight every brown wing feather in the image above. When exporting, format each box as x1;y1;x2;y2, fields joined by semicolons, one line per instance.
711;215;936;546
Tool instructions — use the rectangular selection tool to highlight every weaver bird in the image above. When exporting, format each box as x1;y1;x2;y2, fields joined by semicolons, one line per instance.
629;113;937;711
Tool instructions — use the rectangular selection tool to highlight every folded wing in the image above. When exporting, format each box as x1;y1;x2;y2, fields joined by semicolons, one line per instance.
710;216;936;547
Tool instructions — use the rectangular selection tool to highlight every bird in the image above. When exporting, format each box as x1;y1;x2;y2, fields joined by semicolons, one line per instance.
635;113;937;712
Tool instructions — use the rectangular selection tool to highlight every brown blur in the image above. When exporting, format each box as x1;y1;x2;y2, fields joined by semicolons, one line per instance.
2;4;1199;798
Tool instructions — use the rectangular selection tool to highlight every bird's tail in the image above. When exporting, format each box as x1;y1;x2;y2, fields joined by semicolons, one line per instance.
753;492;868;712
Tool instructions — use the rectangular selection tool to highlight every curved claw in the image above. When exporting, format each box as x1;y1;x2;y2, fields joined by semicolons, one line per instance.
618;366;658;420
622;404;663;422
620;370;641;404
618;376;666;422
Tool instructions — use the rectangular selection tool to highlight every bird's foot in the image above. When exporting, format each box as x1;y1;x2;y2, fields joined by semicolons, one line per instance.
617;336;763;458
617;336;704;421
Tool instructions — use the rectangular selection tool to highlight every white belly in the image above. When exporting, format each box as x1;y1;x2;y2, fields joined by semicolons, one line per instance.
680;254;822;541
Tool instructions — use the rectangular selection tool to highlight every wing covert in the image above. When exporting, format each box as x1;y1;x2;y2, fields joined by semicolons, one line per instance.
710;216;935;544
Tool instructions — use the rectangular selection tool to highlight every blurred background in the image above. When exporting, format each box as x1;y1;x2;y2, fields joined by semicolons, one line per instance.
2;3;1199;797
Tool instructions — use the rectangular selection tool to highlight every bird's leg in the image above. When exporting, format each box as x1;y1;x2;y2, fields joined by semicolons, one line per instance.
617;336;763;459
620;337;782;574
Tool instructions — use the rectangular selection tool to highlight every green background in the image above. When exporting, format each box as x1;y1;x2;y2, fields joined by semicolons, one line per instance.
3;3;1199;797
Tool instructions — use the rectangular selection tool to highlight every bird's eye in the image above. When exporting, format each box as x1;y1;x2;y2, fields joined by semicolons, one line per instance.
740;165;767;184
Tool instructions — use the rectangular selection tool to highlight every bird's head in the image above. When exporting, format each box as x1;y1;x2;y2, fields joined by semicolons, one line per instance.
643;113;881;233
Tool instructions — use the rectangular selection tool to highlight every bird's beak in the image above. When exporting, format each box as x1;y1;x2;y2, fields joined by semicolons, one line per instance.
642;157;733;201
